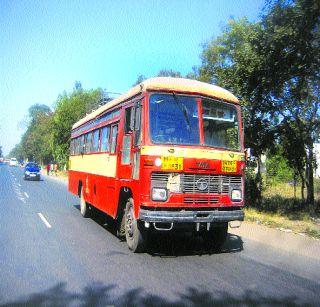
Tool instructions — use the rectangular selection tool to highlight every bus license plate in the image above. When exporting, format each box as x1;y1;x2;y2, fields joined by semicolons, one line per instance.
222;160;237;173
161;157;183;171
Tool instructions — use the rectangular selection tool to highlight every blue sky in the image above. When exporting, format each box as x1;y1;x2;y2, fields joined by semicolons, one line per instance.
0;0;265;155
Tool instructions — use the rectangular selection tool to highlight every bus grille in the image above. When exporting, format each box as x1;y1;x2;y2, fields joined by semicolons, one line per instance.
151;172;242;195
184;197;219;204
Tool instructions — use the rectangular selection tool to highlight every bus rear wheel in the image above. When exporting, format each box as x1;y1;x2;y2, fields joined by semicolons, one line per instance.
80;187;91;218
124;198;147;253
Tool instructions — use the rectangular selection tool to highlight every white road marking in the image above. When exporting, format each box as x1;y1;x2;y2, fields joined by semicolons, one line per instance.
18;183;21;187
37;213;52;228
24;192;29;198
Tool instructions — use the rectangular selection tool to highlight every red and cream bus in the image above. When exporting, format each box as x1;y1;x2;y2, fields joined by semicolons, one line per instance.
69;77;245;252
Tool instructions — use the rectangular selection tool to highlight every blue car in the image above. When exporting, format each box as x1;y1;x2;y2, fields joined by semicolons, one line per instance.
24;162;41;181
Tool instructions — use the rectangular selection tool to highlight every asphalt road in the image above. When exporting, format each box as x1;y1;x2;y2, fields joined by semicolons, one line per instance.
0;164;320;306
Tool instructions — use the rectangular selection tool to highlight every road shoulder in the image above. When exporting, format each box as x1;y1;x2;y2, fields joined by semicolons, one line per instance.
230;221;320;260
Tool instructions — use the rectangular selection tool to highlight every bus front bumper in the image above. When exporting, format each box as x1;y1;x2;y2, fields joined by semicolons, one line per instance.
139;208;244;223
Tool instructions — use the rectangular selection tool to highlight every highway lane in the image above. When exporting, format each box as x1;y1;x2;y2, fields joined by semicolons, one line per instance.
0;164;320;306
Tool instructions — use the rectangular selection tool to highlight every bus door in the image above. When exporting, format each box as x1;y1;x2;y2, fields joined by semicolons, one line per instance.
118;101;142;181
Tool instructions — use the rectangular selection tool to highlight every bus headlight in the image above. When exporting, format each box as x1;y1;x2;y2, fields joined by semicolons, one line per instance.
231;189;242;202
152;188;168;201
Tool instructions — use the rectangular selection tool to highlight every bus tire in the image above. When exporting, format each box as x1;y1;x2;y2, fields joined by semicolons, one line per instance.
202;222;228;252
80;187;91;218
124;198;146;253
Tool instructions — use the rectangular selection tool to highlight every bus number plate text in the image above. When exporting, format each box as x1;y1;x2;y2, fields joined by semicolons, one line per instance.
222;160;237;173
161;157;183;171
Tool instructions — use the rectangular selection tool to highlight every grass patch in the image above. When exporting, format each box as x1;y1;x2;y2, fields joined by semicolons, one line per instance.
263;182;301;199
244;207;320;239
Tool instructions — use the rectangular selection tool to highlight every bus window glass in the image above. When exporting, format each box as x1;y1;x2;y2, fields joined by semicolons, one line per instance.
134;104;141;146
84;134;88;153
121;135;131;164
85;132;93;153
76;137;80;155
110;125;118;154
149;94;199;145
202;100;240;150
80;135;85;154
124;107;133;133
70;140;74;155
92;129;100;152
100;126;110;152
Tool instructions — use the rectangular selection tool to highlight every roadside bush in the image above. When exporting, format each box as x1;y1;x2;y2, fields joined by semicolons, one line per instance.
245;167;260;207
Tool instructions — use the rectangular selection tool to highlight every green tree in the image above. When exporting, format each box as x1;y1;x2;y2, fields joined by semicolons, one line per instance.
258;0;320;208
266;150;295;183
133;74;146;86
157;69;182;78
9;143;24;161
19;104;53;163
51;87;104;167
198;18;274;205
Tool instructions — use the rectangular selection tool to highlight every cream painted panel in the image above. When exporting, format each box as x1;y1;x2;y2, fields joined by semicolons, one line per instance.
141;146;244;161
69;154;117;177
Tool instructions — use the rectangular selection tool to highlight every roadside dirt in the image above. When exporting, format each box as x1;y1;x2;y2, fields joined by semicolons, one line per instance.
230;221;320;260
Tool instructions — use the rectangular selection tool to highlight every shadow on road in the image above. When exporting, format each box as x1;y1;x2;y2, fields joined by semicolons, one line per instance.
73;204;243;257
146;232;243;257
1;282;306;306
23;178;45;182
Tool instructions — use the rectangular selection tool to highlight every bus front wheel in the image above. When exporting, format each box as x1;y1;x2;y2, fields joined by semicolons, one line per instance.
80;187;91;218
124;198;146;253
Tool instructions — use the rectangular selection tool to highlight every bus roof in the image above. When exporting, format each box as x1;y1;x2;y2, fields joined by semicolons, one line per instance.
72;77;239;130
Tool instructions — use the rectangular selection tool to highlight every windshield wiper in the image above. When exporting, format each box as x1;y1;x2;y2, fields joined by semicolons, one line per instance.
172;93;191;130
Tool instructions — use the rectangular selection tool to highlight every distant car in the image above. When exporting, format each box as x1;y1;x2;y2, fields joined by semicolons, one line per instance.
24;162;41;181
9;158;18;166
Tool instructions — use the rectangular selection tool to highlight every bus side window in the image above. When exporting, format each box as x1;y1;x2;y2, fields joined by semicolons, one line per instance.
80;135;85;154
83;134;88;153
76;137;80;155
134;104;141;146
88;132;93;153
100;126;110;152
92;129;100;152
70;139;74;155
110;125;118;154
84;132;91;153
124;107;133;133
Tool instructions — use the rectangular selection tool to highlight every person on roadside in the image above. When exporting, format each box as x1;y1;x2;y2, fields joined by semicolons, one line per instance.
54;163;58;176
46;164;50;176
50;163;54;175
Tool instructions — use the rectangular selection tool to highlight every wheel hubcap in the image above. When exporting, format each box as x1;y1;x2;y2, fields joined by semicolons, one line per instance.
126;208;134;237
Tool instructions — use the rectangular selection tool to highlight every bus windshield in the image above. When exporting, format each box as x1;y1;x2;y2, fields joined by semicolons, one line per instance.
149;94;200;145
149;93;240;150
202;99;240;150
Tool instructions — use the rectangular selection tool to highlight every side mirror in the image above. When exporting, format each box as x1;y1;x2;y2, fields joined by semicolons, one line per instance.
245;148;252;161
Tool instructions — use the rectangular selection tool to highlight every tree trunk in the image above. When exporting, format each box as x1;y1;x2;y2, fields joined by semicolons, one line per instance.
255;156;263;206
294;183;296;199
305;144;315;212
298;169;305;201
